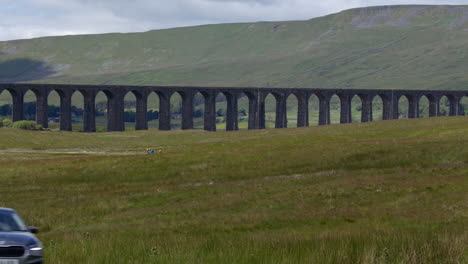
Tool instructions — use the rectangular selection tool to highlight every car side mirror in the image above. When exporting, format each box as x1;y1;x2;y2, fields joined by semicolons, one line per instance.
28;226;39;234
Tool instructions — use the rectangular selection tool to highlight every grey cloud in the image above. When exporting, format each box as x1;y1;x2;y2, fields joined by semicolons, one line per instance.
204;0;281;5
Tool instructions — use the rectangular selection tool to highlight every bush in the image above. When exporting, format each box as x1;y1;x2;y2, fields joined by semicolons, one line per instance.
124;111;136;122
3;119;13;128
193;109;203;118
238;108;247;116
12;121;40;130
147;110;159;121
216;108;225;117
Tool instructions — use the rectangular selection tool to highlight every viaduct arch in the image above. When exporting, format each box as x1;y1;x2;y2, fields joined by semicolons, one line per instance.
0;83;466;132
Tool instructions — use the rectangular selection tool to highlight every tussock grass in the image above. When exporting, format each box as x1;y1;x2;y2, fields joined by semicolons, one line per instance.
0;117;467;263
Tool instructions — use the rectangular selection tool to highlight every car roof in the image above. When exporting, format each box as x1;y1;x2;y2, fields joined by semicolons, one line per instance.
0;208;15;213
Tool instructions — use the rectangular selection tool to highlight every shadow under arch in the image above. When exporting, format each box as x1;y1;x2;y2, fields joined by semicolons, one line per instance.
461;96;468;116
192;91;205;130
236;92;250;130
123;90;139;130
308;94;319;126
95;90;113;131
171;91;187;130
346;94;361;123
69;90;84;131
438;95;450;116
146;91;160;129
285;93;293;127
398;94;410;119
418;95;431;118
264;92;277;129
371;95;383;121
0;89;13;120
23;88;39;122
328;94;341;124
47;90;61;129
215;92;228;131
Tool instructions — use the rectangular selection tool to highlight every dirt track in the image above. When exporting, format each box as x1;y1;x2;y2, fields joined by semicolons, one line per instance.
0;149;145;156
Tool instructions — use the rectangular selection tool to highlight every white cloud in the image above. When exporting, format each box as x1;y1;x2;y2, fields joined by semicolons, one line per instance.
0;0;467;41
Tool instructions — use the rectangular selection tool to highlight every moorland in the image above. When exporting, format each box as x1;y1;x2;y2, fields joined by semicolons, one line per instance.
0;117;467;263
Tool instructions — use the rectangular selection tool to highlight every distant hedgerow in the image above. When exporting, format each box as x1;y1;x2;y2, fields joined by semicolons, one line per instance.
12;120;43;130
2;118;13;128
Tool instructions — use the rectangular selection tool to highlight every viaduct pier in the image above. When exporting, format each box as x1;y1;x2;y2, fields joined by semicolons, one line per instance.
0;83;466;132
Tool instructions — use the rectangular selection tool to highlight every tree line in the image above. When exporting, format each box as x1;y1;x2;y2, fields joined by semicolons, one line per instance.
0;102;246;123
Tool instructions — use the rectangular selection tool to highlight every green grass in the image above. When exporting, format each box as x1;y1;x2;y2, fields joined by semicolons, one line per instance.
0;117;467;263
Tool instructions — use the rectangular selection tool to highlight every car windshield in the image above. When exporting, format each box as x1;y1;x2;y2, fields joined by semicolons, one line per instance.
0;211;28;232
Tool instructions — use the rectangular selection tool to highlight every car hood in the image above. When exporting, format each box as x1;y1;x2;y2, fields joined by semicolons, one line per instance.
0;232;39;246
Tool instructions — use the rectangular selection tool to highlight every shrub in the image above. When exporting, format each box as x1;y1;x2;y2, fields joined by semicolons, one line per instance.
12;120;39;130
193;109;203;118
3;119;13;128
216;108;225;117
238;108;247;116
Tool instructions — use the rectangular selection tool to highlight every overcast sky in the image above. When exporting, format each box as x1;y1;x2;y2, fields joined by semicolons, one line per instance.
0;0;466;41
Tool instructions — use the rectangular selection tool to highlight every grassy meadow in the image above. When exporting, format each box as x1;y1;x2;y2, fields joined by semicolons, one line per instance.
0;116;467;263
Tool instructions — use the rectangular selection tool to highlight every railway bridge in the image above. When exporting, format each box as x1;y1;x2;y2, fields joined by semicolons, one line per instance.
0;83;466;132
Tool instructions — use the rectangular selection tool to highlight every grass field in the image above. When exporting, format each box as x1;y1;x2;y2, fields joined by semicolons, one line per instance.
0;116;467;263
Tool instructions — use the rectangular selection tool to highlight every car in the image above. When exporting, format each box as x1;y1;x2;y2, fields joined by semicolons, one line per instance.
0;208;43;264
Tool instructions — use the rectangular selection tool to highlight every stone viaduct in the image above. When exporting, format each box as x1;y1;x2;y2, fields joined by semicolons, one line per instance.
0;83;466;132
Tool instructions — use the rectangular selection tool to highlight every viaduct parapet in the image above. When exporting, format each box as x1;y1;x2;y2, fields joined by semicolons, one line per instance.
0;83;466;132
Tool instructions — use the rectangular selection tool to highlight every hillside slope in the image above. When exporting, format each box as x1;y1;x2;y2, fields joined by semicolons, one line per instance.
1;5;468;90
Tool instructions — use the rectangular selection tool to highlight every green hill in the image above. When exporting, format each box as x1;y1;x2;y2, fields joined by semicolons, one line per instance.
2;5;468;90
0;117;467;263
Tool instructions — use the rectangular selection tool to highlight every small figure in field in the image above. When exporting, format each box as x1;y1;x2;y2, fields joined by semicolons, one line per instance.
146;148;155;154
158;149;163;154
